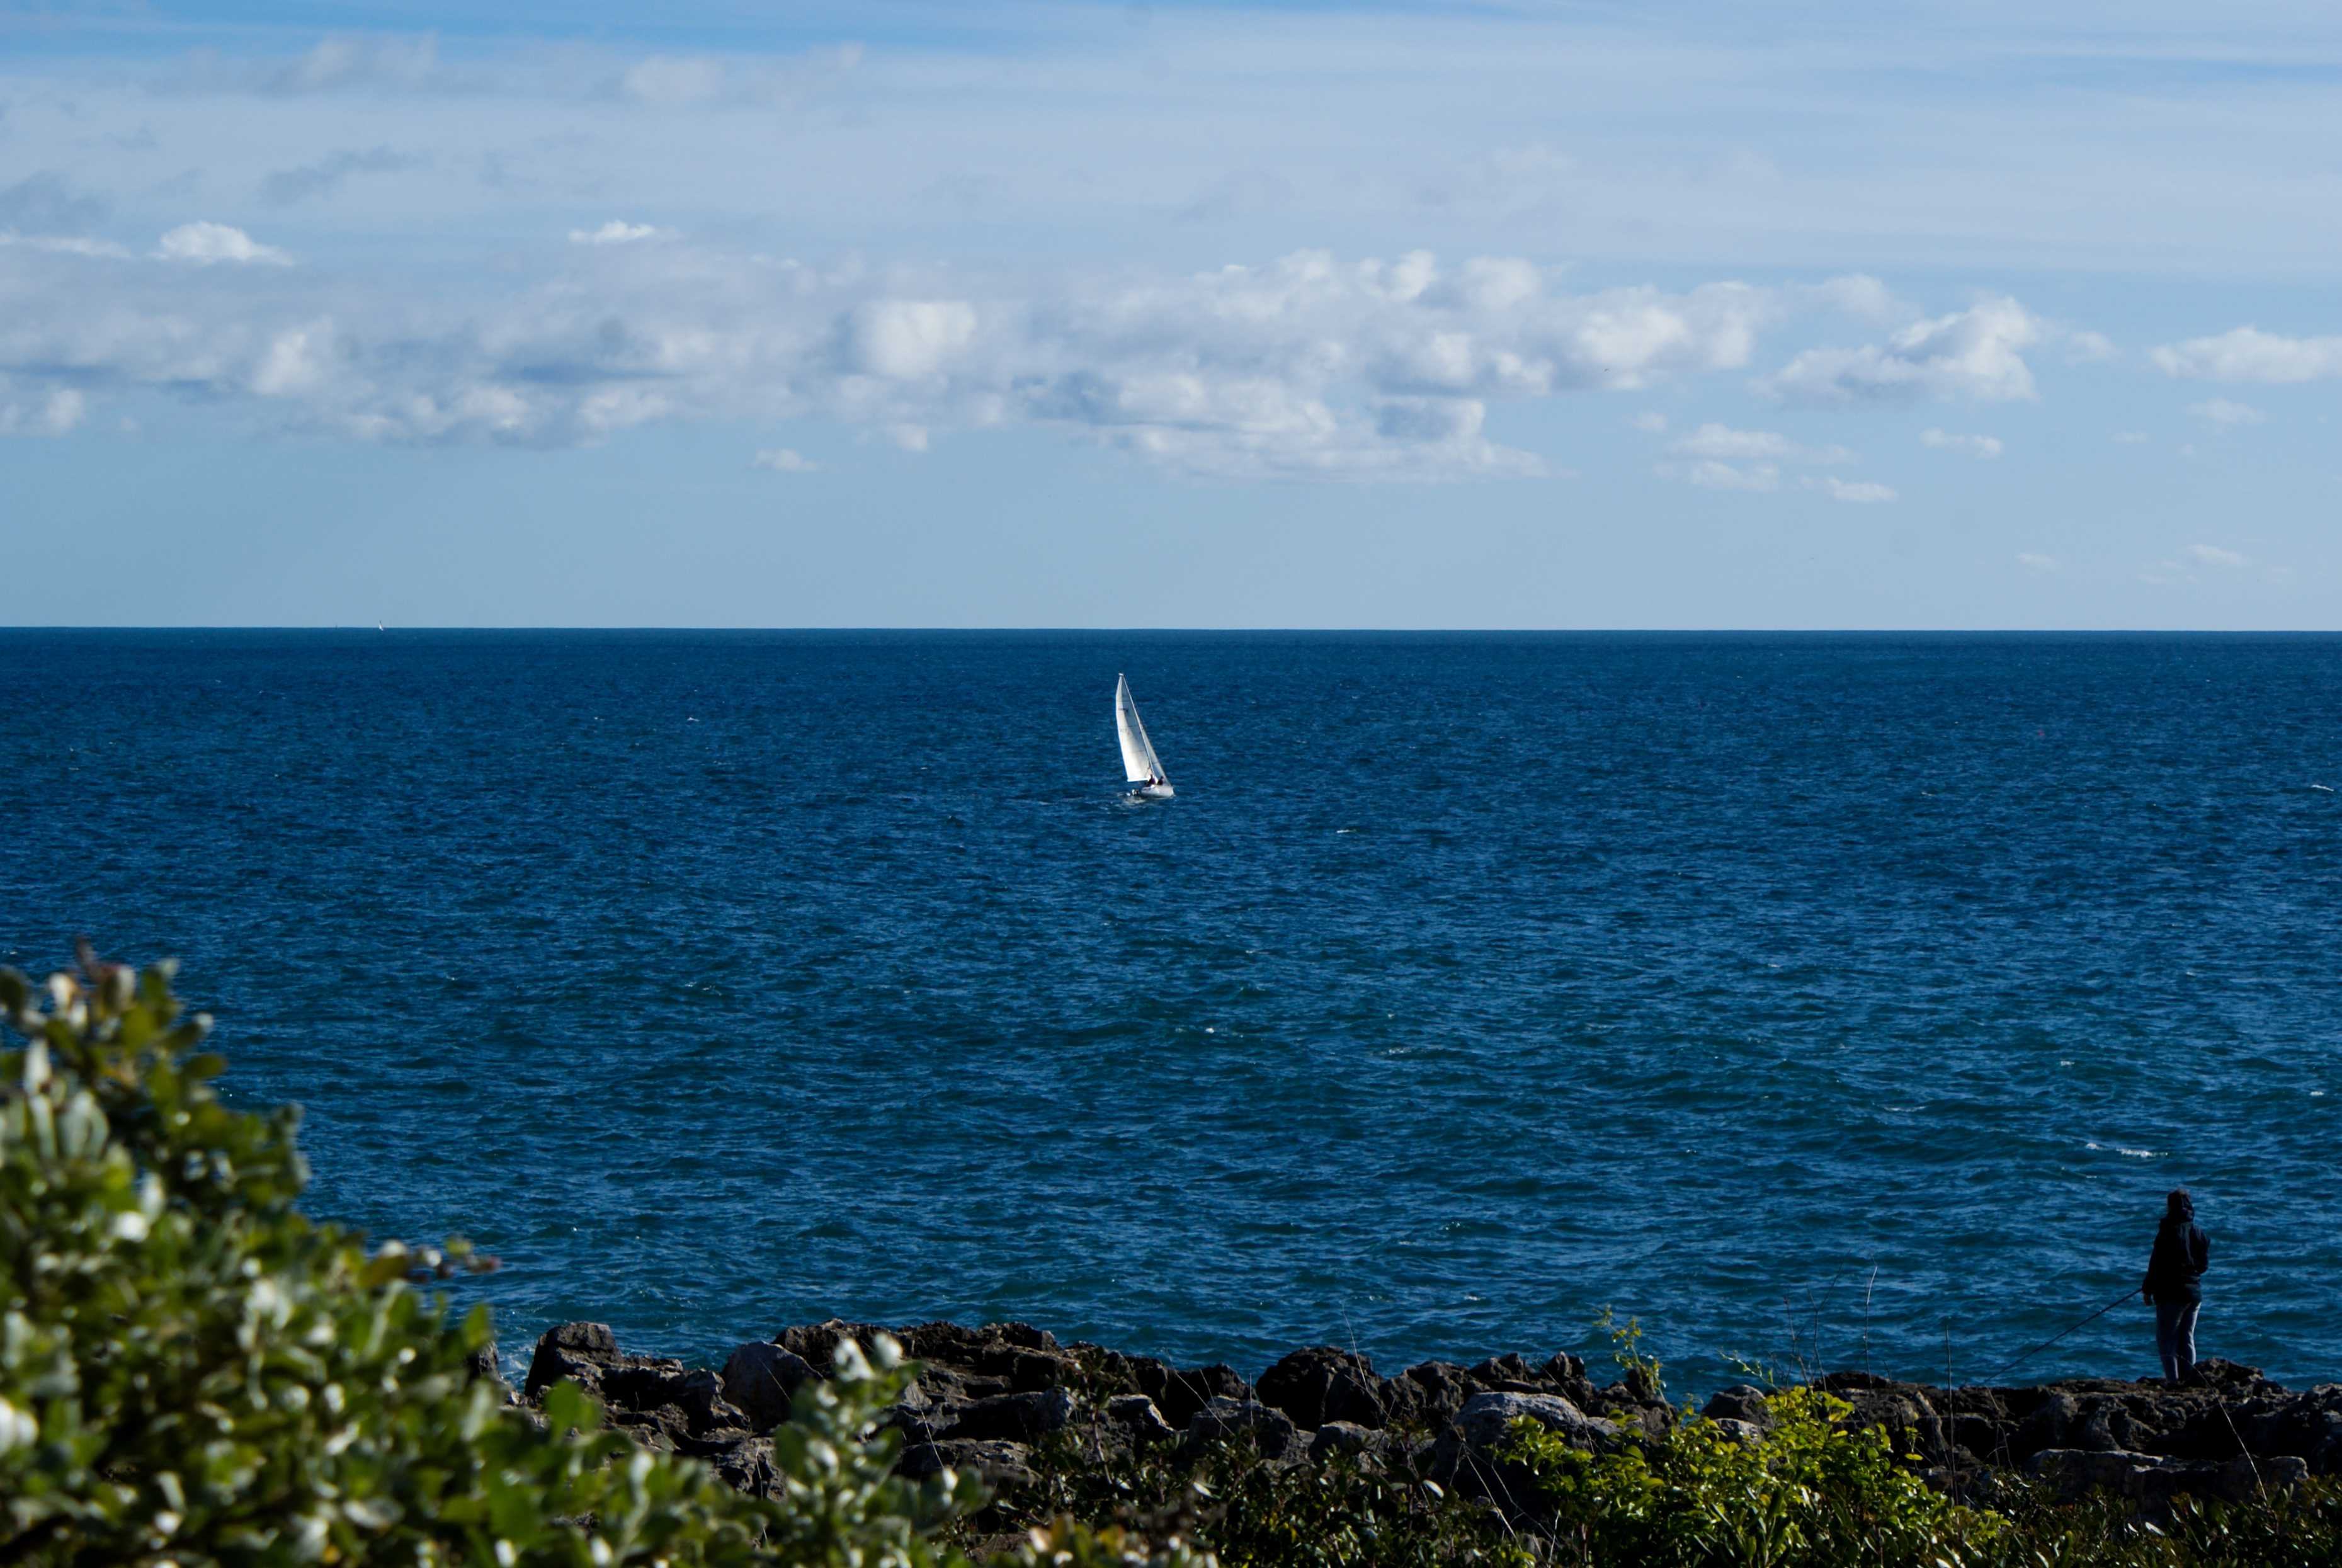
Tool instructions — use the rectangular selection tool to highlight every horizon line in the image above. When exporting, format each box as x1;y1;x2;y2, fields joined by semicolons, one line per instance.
8;625;2342;637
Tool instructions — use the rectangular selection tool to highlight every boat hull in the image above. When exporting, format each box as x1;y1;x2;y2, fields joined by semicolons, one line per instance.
1128;783;1174;800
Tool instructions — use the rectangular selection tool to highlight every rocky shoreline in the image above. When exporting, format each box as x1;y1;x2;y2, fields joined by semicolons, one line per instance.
513;1317;2342;1520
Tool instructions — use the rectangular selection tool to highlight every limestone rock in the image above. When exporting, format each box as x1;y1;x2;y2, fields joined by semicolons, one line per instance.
1258;1346;1390;1431
1702;1385;1771;1428
898;1438;1037;1488
722;1342;819;1433
1106;1394;1177;1445
1183;1396;1304;1463
1154;1365;1253;1430
945;1388;1078;1444
775;1317;890;1375
1452;1391;1620;1456
524;1321;620;1401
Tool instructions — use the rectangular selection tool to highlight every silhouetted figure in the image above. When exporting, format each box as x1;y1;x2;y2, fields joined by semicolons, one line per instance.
2142;1188;2210;1382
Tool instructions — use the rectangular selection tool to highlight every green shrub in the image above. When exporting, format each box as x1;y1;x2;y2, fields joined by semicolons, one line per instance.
0;954;1203;1568
1503;1385;2004;1567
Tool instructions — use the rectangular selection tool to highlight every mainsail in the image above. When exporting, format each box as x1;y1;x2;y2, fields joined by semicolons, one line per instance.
1115;673;1168;786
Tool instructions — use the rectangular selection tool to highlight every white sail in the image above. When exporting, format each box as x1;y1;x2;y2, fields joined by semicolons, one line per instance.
1115;673;1168;787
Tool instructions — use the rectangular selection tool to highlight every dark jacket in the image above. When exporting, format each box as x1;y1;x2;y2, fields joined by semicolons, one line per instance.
2144;1220;2210;1305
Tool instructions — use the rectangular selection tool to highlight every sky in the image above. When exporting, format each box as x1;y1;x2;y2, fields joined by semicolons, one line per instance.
2;0;2339;627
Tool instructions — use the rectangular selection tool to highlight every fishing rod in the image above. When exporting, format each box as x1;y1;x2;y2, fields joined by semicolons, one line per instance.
1975;1286;2140;1386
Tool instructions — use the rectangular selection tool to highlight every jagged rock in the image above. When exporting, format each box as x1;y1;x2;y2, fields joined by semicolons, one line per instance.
1451;1391;1621;1457
465;1338;506;1393
524;1321;620;1400
610;1401;690;1450
676;1421;756;1460
1468;1353;1550;1394
679;1369;751;1434
1310;1421;1387;1462
523;1317;2342;1522
1390;1361;1477;1428
1433;1392;1624;1513
1257;1347;1390;1430
1819;1377;1954;1467
708;1436;778;1498
722;1342;819;1433
2015;1390;2082;1455
897;1321;1079;1391
1106;1395;1177;1445
775;1317;890;1374
899;1438;1037;1487
600;1360;691;1413
1153;1365;1252;1430
1183;1396;1304;1463
945;1389;1079;1443
1532;1353;1601;1407
1702;1385;1771;1427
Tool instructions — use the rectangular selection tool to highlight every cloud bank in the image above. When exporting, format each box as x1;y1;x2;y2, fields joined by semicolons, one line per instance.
0;241;1880;480
1763;298;2042;404
2152;328;2342;383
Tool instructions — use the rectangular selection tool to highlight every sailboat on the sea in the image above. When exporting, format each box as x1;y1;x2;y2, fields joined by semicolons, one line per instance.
1115;674;1174;799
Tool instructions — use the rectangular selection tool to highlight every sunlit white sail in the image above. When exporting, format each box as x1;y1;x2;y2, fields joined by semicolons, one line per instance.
1115;673;1171;794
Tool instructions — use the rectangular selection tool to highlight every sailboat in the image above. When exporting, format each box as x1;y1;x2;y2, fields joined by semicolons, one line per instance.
1115;674;1174;799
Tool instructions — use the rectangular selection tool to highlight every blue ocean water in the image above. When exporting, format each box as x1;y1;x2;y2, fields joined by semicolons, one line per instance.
5;630;2339;1398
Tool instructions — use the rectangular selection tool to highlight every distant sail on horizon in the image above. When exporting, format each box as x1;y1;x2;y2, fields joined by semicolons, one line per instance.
1115;673;1172;796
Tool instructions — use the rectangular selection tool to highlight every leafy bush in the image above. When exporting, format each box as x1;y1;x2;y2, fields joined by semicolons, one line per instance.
0;954;1203;1568
1503;1383;2005;1566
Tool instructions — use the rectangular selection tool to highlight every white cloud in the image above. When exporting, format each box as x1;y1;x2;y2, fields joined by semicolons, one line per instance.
1920;428;2003;459
0;388;86;436
1630;411;1667;433
2188;398;2264;426
155;222;292;266
569;220;670;247
1655;424;1853;492
1799;274;1904;325
2152;327;2342;384
258;35;442;96
1761;297;2040;404
2063;331;2118;363
1806;476;1898;504
157;34;449;96
2142;542;2273;585
1672;424;1795;462
753;446;816;472
2113;431;2150;445
610;45;862;108
851;300;981;381
2016;552;2058;572
250;323;332;397
1657;458;1778;492
0;238;1964;480
0;230;133;260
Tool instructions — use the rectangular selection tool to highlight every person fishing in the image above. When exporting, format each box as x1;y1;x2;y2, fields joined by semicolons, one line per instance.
2142;1188;2210;1383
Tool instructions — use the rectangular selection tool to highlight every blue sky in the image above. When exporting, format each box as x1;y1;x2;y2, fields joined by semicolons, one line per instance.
3;0;2339;627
